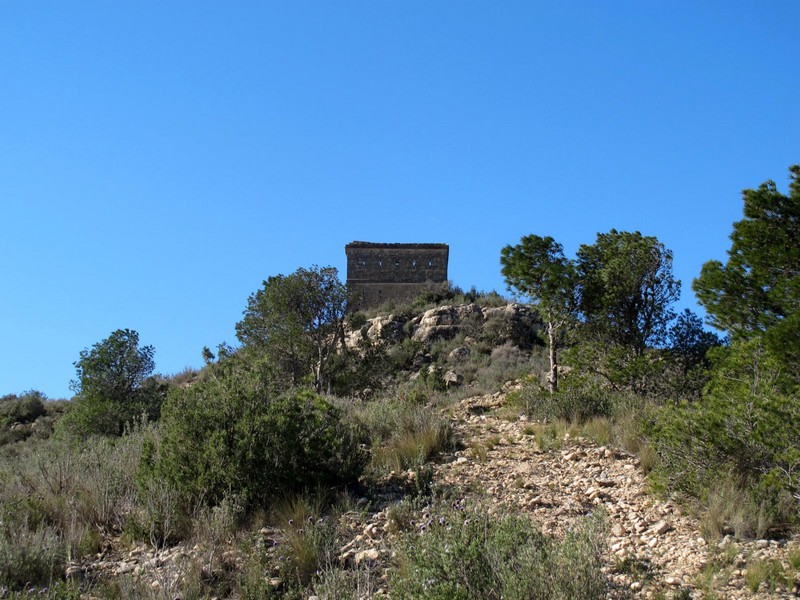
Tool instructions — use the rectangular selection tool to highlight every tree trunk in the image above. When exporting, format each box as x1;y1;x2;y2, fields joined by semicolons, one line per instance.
314;346;324;394
547;321;558;394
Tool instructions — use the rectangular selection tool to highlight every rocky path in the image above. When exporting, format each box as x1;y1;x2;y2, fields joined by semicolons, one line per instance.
422;390;799;599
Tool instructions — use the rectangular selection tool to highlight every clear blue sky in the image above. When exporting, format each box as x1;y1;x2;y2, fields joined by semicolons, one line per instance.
2;1;798;399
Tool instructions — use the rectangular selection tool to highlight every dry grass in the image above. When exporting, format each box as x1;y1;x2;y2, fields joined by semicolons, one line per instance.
744;558;788;594
700;477;775;540
581;416;613;446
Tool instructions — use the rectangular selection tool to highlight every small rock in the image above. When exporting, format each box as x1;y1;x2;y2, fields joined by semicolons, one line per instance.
364;524;379;539
65;565;83;579
355;548;380;566
652;520;672;535
449;346;471;361
718;534;734;549
611;523;626;537
444;370;464;388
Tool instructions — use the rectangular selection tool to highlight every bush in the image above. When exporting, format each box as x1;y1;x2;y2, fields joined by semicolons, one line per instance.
143;369;369;511
0;519;65;590
0;425;149;571
325;339;389;397
390;502;607;599
0;391;47;426
510;381;614;423
649;340;800;535
345;397;452;477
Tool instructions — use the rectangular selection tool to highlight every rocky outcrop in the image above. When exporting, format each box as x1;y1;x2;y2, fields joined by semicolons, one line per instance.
345;314;408;347
480;303;540;348
411;306;461;343
346;302;540;349
366;315;407;344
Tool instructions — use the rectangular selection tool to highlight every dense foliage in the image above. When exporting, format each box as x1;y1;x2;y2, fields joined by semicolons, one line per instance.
391;503;607;600
694;166;800;349
577;229;681;354
652;166;800;532
236;265;348;392
59;329;166;437
503;229;683;394
141;356;369;510
651;340;800;534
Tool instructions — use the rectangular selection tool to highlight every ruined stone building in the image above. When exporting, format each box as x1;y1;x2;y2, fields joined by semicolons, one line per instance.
345;242;449;309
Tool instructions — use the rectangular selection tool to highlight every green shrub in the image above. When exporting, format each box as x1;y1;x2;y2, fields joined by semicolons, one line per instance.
347;312;368;331
389;338;426;371
390;502;607;599
59;329;167;438
650;340;800;536
325;340;389;397
0;391;47;426
143;372;369;510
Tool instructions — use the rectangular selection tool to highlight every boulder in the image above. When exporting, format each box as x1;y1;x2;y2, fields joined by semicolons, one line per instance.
412;306;461;343
448;346;471;361
480;303;541;348
444;371;464;388
367;314;408;344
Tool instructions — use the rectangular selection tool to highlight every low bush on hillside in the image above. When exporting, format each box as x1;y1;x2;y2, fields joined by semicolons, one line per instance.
390;501;607;599
0;391;66;446
141;365;370;512
0;425;150;590
340;396;452;477
649;340;800;537
509;380;615;423
0;391;47;426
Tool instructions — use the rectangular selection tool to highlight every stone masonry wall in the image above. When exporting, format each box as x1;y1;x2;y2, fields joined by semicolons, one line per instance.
345;242;449;309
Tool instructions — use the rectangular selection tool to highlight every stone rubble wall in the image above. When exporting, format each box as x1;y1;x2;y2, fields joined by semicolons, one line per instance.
345;242;449;309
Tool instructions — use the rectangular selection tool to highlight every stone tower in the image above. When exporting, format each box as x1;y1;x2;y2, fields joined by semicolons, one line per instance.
345;241;449;309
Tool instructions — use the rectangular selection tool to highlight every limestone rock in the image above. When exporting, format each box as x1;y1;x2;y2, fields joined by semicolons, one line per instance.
412;306;460;343
444;370;464;388
448;346;471;361
355;548;380;566
652;519;672;535
367;314;408;344
480;303;541;347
